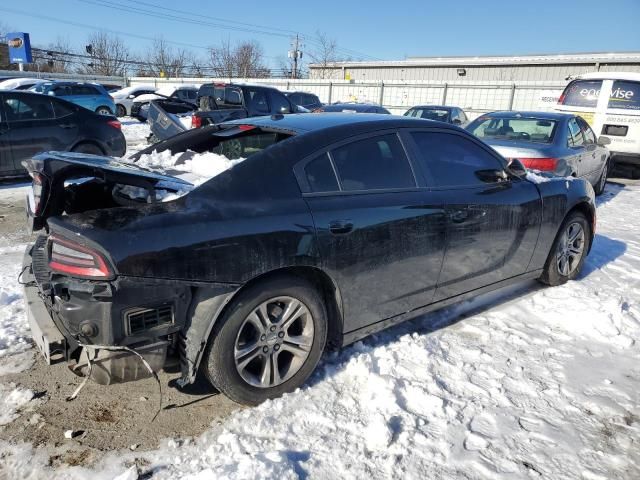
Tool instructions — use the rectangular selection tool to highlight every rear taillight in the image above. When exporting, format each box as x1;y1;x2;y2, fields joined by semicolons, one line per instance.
557;92;566;105
520;158;558;171
30;172;47;215
191;115;202;129
48;235;113;279
107;120;121;130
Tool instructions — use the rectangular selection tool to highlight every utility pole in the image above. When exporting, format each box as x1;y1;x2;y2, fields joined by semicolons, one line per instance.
288;34;302;79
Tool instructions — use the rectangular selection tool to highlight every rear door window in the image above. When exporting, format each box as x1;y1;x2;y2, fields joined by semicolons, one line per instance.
560;80;603;108
330;134;415;191
305;153;339;193
71;85;97;96
608;81;640;110
410;132;504;187
568;118;585;147
52;99;75;118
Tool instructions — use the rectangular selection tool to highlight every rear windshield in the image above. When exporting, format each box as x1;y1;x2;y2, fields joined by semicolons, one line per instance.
560;80;603;108
198;84;244;110
405;108;450;122
469;117;557;144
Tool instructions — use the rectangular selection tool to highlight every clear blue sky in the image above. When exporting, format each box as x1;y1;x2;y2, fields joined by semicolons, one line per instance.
1;0;639;68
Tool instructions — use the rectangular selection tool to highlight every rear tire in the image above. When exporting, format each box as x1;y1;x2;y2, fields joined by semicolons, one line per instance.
538;211;591;286
593;160;609;196
201;276;327;405
95;106;112;116
72;143;104;155
116;104;127;117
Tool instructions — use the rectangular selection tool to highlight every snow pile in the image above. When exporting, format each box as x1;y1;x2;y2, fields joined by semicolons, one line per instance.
0;383;33;426
0;245;34;376
121;120;151;157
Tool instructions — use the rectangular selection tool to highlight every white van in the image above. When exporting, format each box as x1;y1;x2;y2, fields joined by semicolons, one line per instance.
555;72;640;175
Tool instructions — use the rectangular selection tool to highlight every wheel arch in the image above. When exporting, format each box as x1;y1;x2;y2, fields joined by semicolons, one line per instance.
70;140;106;155
566;200;596;253
180;265;344;386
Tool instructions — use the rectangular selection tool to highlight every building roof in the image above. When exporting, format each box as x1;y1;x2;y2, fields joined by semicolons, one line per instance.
310;52;640;69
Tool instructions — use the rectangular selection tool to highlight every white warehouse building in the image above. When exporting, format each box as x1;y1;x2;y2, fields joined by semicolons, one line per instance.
309;52;640;82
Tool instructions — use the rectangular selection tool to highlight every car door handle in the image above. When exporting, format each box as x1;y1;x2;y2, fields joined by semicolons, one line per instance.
58;123;76;129
329;220;354;235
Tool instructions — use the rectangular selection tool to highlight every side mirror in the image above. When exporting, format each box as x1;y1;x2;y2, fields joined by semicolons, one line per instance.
597;136;611;146
280;105;291;114
507;158;527;178
47;91;56;96
452;118;462;125
128;94;136;99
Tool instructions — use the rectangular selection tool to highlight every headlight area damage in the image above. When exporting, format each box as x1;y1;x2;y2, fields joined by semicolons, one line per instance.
20;152;239;390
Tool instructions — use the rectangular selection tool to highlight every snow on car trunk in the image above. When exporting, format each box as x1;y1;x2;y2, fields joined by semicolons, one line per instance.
0;184;639;479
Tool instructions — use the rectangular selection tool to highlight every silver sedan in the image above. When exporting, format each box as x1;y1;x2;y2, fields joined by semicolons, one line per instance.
466;111;611;195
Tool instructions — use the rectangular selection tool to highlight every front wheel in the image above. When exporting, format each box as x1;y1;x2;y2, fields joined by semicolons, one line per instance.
201;276;327;405
539;211;591;286
116;104;127;117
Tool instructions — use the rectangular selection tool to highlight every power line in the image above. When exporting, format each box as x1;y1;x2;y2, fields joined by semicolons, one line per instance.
77;0;381;61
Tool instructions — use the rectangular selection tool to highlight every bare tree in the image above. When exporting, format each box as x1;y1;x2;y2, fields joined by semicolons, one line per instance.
81;31;129;76
143;37;193;78
30;37;74;73
208;40;269;78
308;31;345;79
208;38;235;78
0;22;15;70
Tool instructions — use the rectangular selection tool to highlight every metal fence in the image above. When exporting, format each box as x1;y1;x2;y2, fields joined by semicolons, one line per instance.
129;76;570;119
0;69;126;86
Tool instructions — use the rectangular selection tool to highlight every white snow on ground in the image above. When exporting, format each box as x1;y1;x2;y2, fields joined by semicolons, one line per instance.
0;123;638;478
121;120;151;157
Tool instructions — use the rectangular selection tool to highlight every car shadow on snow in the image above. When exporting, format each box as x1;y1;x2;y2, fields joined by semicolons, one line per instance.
596;183;624;208
307;232;626;389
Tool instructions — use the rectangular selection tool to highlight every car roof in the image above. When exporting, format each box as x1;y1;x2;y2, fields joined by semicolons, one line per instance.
477;110;573;120
408;105;454;110
576;71;640;82
225;112;456;133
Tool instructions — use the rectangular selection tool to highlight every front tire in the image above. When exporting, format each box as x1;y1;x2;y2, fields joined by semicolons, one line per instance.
539;211;591;286
594;160;609;196
201;276;327;405
116;104;127;117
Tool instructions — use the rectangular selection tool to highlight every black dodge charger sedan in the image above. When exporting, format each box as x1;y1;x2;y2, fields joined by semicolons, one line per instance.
22;113;595;405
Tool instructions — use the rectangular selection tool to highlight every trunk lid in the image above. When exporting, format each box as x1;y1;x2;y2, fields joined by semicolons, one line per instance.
23;152;193;232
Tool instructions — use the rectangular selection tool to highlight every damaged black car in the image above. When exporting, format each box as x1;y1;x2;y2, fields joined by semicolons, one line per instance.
22;113;596;405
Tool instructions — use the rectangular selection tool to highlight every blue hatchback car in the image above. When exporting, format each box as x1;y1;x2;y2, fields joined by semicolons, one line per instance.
30;81;116;116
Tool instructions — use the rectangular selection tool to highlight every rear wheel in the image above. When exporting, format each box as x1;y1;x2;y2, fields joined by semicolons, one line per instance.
594;159;609;196
72;143;104;155
539;211;591;286
95;106;112;116
116;104;127;117
201;276;327;405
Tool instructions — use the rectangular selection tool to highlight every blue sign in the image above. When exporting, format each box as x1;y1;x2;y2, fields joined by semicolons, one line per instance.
7;32;33;64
